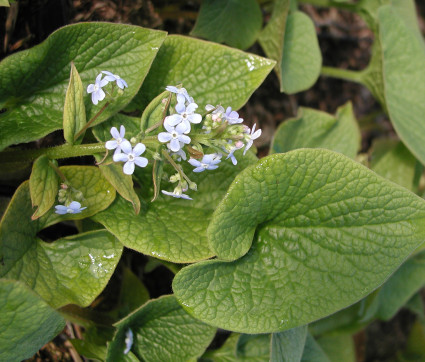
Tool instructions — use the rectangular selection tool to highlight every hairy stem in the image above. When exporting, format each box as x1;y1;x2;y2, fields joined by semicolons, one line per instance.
321;66;364;84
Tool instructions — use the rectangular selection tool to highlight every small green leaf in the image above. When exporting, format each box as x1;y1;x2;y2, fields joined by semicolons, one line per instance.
376;5;425;165
301;334;330;362
270;102;360;159
140;90;170;134
107;295;216;362
201;333;240;361
258;0;290;83
271;326;308;362
236;334;271;361
63;62;86;145
370;139;416;191
117;267;150;316
93;153;257;263
316;334;355;362
132;35;275;111
174;149;425;333
1;177;120;308
0;279;66;362
29;155;59;219
191;0;262;50
0;23;166;151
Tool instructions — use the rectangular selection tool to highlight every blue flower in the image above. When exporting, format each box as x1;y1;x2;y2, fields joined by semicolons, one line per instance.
158;121;191;152
123;329;133;354
244;124;262;155
166;85;193;104
188;153;222;172
165;102;202;131
102;71;128;89
113;142;149;175
105;125;131;155
87;73;109;105
162;190;193;200
55;201;87;214
223;107;243;124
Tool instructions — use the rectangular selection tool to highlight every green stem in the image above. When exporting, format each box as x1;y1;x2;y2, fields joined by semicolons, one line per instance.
0;143;107;164
74;102;109;141
321;66;363;84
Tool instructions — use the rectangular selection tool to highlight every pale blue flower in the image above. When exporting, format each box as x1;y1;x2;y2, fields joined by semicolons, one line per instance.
162;190;192;200
113;142;148;175
105;125;131;155
158;121;191;152
244;124;262;155
55;201;87;214
166;85;193;104
123;329;133;354
87;73;108;105
165;102;202;131
226;141;244;165
102;71;128;89
188;153;222;172
223;107;243;124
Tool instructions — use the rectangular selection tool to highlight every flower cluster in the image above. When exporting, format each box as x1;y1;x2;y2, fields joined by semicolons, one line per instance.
102;84;261;200
87;71;128;105
55;184;86;214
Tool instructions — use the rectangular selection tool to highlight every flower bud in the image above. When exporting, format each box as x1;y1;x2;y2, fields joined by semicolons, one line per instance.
153;152;162;161
58;189;67;198
189;182;197;191
74;190;84;201
170;174;180;183
130;137;137;144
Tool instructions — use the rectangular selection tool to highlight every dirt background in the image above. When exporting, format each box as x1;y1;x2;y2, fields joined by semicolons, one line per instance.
1;1;425;361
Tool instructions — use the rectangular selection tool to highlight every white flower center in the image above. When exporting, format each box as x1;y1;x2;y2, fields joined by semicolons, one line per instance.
67;208;73;213
116;75;121;79
182;112;188;119
94;85;99;91
171;131;178;139
201;163;208;168
117;137;122;144
128;154;135;161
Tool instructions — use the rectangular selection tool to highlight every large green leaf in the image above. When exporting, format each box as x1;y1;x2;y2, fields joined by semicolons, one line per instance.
131;35;275;111
107;295;216;362
0;176;121;308
93;153;257;263
0;23;166;151
376;5;425;165
0;279;65;362
270;102;360;159
191;0;262;50
173;149;425;333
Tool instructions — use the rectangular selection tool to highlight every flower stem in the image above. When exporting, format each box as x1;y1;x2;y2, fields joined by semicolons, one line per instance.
321;66;363;84
74;102;109;141
0;143;107;164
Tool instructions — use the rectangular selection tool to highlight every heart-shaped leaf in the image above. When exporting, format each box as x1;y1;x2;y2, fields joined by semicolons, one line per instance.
0;175;121;308
93;153;257;263
130;35;275;111
173;149;425;333
107;295;216;362
191;0;262;50
0;279;65;362
0;23;166;151
270;102;360;159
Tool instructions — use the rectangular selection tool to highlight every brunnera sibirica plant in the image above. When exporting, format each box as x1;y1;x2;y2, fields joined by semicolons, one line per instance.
2;0;425;360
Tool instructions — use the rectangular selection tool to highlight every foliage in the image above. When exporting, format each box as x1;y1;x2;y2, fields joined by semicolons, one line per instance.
1;0;425;360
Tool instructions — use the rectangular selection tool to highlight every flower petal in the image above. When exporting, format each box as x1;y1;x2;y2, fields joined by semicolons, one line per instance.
87;84;95;93
105;140;118;150
178;134;191;144
165;115;182;128
96;88;106;102
186;103;198;114
110;126;120;139
102;70;114;76
133;143;146;156
113;153;129;162
170;138;181;152
55;205;68;214
188;158;201;167
119;125;126;138
134;157;148;168
120;140;132;154
188;113;202;124
158;132;172;143
123;161;135;175
175;102;186;114
166;86;179;93
176;121;190;134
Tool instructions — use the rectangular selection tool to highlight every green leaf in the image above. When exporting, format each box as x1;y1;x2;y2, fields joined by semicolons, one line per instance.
191;0;262;50
107;295;216;362
270;102;360;159
316;334;355;362
173;149;425;333
370;139;416;191
201;333;240;361
93;153;257;263
0;23;166;151
301;334;330;362
0;279;66;362
42;165;116;225
271;326;308;362
0;179;121;308
63;62;86;145
258;0;290;83
131;35;275;111
140;90;170;134
0;0;10;7
374;6;425;165
277;11;322;94
117;267;150;317
236;334;271;361
29;155;59;219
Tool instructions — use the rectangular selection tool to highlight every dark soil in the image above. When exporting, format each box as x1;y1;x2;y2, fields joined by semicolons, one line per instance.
1;1;425;361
